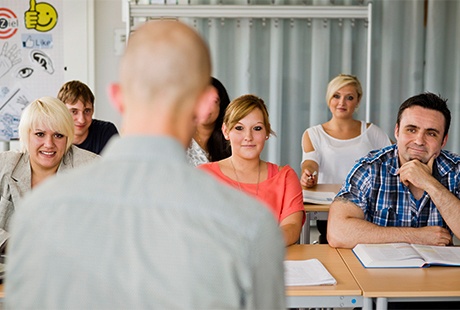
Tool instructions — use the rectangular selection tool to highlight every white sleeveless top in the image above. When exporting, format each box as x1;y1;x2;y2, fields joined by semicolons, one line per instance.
301;121;391;184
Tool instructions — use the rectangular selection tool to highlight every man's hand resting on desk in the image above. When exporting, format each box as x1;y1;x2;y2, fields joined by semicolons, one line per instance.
410;226;452;246
327;199;453;248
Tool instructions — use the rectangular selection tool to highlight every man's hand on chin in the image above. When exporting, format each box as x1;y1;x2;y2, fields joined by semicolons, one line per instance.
397;155;436;189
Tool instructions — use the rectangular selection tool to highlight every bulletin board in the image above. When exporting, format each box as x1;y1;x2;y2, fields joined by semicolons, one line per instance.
0;0;64;141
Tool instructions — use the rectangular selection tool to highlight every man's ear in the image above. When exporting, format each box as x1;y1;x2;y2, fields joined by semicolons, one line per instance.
107;83;124;114
441;133;448;149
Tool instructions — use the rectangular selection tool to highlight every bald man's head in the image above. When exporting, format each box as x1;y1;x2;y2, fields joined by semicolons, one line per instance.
119;21;211;107
110;21;213;146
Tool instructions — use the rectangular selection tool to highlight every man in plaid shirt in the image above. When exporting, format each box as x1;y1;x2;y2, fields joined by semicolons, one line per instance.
327;92;460;249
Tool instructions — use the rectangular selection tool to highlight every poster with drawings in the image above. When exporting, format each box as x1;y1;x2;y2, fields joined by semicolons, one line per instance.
0;0;63;141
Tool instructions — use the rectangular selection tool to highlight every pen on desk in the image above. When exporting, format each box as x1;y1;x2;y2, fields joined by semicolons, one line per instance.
308;171;317;180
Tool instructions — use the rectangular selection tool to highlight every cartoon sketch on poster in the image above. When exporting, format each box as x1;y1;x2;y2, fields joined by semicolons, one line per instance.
0;1;63;142
0;85;32;141
24;0;58;32
16;67;34;79
0;7;19;39
22;33;52;49
0;42;21;79
30;49;54;74
0;42;27;141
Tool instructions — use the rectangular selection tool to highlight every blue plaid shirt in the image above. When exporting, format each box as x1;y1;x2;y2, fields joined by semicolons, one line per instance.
337;144;460;230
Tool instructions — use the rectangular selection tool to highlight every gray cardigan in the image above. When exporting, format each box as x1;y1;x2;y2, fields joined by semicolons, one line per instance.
0;145;99;232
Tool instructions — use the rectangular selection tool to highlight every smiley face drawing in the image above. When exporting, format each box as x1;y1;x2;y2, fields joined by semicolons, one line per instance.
24;0;58;32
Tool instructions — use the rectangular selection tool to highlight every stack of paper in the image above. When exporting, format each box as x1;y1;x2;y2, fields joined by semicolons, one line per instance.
303;190;336;205
284;258;337;286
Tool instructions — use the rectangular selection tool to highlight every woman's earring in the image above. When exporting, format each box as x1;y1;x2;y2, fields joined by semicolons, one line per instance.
265;136;269;140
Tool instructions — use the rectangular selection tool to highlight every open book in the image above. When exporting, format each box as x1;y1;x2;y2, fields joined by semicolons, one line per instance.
353;243;460;268
284;258;336;286
303;190;336;205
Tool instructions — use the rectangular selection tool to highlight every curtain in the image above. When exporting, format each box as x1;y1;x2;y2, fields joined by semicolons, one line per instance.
371;0;459;155
425;0;460;153
136;0;460;175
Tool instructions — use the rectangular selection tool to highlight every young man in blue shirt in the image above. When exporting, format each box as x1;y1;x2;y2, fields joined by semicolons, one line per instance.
58;80;119;154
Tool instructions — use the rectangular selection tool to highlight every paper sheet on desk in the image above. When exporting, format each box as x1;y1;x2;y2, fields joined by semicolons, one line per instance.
303;190;336;204
284;259;337;286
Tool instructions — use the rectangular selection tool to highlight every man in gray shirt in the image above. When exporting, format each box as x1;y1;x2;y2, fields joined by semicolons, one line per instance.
6;21;286;309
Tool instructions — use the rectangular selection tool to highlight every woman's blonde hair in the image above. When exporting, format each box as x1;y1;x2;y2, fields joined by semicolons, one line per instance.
18;96;75;152
325;74;363;105
223;94;275;137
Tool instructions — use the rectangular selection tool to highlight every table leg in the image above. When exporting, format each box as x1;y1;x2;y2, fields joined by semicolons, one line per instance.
300;212;311;244
375;297;388;310
362;297;373;310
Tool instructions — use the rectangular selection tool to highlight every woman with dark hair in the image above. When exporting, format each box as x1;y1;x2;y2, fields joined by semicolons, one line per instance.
187;77;232;166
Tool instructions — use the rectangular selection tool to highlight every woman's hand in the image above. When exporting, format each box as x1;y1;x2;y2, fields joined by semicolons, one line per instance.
301;169;317;188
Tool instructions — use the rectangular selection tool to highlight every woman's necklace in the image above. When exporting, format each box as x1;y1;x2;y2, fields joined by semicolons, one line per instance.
194;132;207;151
230;158;261;196
194;132;203;145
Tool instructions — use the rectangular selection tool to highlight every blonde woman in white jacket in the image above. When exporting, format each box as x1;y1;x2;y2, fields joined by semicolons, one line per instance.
0;97;99;234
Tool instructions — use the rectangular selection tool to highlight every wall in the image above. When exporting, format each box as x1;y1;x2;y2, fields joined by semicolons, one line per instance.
93;0;123;130
93;1;460;159
4;0;124;151
3;0;98;151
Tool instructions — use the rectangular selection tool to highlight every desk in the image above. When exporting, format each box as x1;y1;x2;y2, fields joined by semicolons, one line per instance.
285;244;362;308
338;248;460;310
301;184;341;244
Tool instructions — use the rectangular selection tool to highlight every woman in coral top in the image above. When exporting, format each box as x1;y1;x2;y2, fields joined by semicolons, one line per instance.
199;94;305;246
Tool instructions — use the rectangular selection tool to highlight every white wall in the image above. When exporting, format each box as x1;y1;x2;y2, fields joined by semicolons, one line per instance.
3;0;97;152
6;0;123;151
93;0;124;130
63;0;94;86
